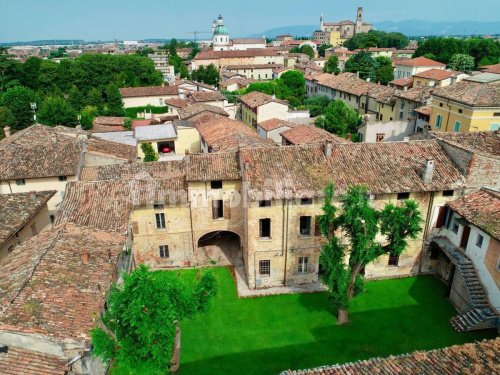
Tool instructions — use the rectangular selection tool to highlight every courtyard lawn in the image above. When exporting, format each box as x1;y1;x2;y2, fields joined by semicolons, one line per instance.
177;267;496;375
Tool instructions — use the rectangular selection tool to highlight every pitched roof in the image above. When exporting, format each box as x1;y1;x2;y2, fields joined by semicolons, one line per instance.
281;125;349;145
164;98;191;108
240;145;333;201
447;188;500;240
219;78;257;89
225;64;283;70
93;116;125;126
178;103;229;120
86;137;137;161
431;130;500;157
187;152;241;181
0;124;81;180
0;191;55;247
481;63;500;74
316;73;375;97
415;105;432;116
231;38;266;44
193;115;274;151
326;140;465;194
432;81;500;107
258;118;299;132
413;69;462;81
396;56;446;67
189;91;226;102
240;91;288;108
0;224;124;340
395;86;434;103
282;338;500;375
195;49;279;60
119;85;178;98
0;346;67;375
80;160;185;181
55;179;187;233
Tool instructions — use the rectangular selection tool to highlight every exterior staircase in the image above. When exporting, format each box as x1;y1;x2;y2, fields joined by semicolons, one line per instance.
431;237;498;332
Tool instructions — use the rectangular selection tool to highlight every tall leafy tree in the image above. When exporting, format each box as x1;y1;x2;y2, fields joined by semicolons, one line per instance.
315;100;362;137
86;88;105;111
37;96;78;126
68;85;86;111
0;86;36;129
0;106;17;134
91;265;217;373
280;70;306;102
448;54;475;74
104;83;124;116
319;184;423;324
324;56;340;74
79;105;98;130
318;44;333;58
344;52;376;81
140;142;159;162
299;45;315;59
374;56;394;85
344;30;408;50
304;95;331;117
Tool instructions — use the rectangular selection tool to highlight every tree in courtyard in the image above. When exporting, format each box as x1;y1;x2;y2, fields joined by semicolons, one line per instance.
280;70;306;103
91;265;217;373
318;44;333;58
344;51;376;81
323;56;340;75
140;142;159;162
304;95;330;117
0;86;37;130
315;100;362;137
104;83;124;116
79;105;99;130
374;56;394;85
38;96;78;126
448;54;475;74
319;184;423;324
191;64;219;86
299;45;315;59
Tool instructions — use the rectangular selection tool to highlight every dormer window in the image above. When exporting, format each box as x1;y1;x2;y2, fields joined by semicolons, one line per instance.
211;180;223;189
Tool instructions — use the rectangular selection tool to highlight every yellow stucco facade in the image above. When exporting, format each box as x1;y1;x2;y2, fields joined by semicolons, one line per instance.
430;97;500;133
136;126;201;159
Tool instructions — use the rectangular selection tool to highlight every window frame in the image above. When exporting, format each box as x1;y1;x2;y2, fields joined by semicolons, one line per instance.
259;218;271;238
259;200;271;208
300;198;313;205
442;190;454;197
299;216;312;236
388;251;399;266
210;180;223;189
397;192;410;200
155;212;166;229
212;199;224;219
159;245;169;258
58;176;68;182
298;256;309;274
475;234;484;248
259;260;271;276
15;179;26;186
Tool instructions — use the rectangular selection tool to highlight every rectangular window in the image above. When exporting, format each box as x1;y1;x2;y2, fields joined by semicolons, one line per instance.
153;203;164;210
259;260;271;276
458;109;463;114
388;251;399;266
159;245;169;258
259;200;271;207
490;123;500;131
452;222;459;234
453;121;461;132
300;216;312;236
155;213;166;229
442;190;454;197
436;114;442;129
397;192;410;200
476;234;484;248
15;179;26;186
58;176;67;181
259;218;271;238
30;223;37;236
210;180;223;189
212;200;224;219
298;256;309;274
300;198;313;205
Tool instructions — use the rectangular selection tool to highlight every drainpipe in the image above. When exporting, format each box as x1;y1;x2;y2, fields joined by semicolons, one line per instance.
419;191;435;274
188;198;196;260
444;99;452;132
283;198;290;286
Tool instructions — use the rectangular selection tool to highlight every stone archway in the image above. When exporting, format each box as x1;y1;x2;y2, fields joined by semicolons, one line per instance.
196;231;242;268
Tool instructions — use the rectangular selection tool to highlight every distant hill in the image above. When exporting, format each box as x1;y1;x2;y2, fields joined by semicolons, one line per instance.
253;20;500;39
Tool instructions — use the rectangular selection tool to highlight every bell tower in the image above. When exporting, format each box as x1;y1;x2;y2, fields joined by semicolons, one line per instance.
355;7;364;34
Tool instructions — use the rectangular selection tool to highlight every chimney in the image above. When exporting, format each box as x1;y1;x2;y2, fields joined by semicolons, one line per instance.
325;141;333;157
3;126;11;138
346;133;352;141
422;159;434;183
81;251;90;264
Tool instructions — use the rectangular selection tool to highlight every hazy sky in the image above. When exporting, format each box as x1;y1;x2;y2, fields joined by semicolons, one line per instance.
0;0;498;42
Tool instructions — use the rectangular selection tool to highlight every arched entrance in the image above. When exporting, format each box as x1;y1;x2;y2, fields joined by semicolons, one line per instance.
196;231;243;268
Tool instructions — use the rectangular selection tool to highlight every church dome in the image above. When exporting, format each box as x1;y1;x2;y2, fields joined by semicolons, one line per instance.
214;25;229;36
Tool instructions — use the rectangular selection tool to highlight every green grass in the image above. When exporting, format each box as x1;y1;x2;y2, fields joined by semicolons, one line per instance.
177;267;496;375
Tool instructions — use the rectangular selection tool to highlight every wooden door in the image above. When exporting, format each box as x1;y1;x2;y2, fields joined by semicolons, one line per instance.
460;225;471;249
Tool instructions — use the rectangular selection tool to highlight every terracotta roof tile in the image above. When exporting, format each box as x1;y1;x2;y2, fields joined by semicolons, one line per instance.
389;76;414;87
397;56;446;67
119;85;178;98
281;126;349;145
195;49;279;60
258;118;299;132
415;105;432;116
447;188;500;240
0;346;67;375
240;91;288;108
0;124;82;180
86;137;137;161
187;152;241;181
93;116;125;126
55;179;187;233
395;86;434;103
282;338;500;375
80;160;185;181
432;81;500;107
0;224;124;340
481;63;500;74
189;91;225;102
431;130;500;157
0;191;55;247
164;98;191;108
413;69;461;81
178;103;229;120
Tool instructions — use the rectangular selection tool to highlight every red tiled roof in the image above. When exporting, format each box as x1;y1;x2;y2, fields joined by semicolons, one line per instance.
395;86;434;103
447;188;500;240
415;105;432;116
119;85;179;98
178;103;229;120
165;98;191;108
86;137;137;161
413;69;461;81
187;152;241;181
93;116;125;126
389;76;414;88
0;224;124;340
431;130;500;157
258;118;298;132
0;346;67;375
281;125;349;145
397;56;446;67
195;49;279;60
282;338;500;375
189;91;225;102
432;80;500;107
80;160;185;181
481;63;500;74
240;91;288;108
0;191;55;247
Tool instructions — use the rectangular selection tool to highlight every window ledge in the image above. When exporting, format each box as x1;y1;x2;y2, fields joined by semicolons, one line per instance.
258;237;272;241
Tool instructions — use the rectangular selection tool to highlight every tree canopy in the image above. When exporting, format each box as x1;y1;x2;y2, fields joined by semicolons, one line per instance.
315;100;362;137
318;44;333;58
319;184;423;324
344;51;376;81
141;143;159;162
37;96;78;126
91;265;217;373
245;70;306;107
448;54;475;74
191;64;220;86
0;86;37;130
324;56;340;75
304;95;331;117
344;30;409;51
